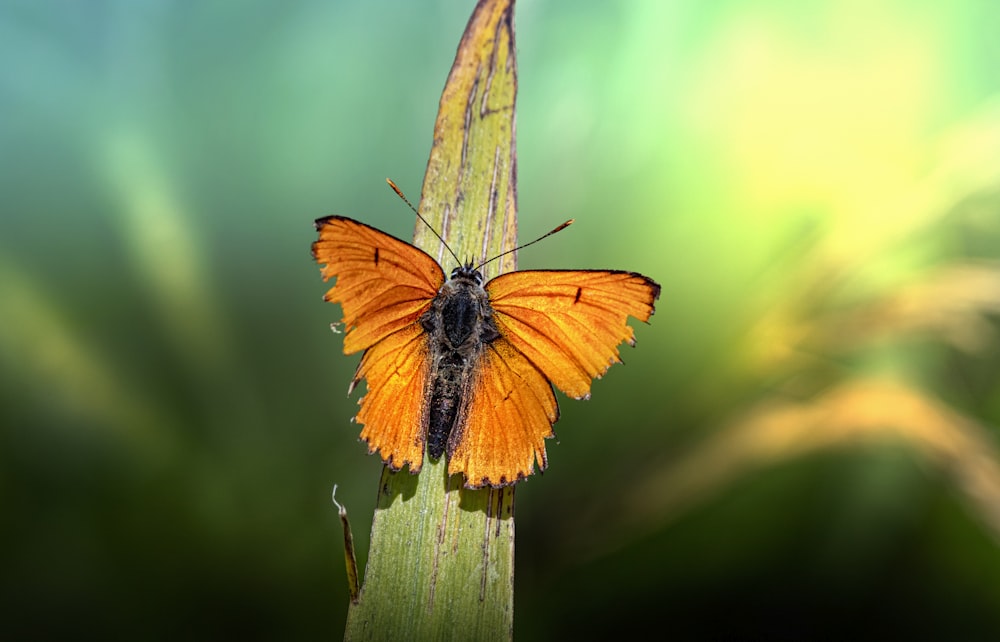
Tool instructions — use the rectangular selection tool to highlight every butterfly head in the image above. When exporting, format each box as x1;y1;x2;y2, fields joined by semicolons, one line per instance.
450;263;485;286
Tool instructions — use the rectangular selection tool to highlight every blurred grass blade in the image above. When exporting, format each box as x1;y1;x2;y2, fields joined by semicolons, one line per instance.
0;261;170;449
825;261;1000;354
572;379;1000;562
101;128;233;376
344;0;518;640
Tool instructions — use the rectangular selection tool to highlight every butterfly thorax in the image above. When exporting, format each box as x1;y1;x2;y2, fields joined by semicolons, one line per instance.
420;265;501;460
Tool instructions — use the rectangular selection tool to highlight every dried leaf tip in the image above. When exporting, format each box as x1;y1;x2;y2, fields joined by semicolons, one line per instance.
331;484;360;603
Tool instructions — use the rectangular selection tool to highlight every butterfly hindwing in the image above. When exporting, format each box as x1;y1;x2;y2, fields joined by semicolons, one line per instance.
353;322;431;472
446;337;558;487
313;216;445;472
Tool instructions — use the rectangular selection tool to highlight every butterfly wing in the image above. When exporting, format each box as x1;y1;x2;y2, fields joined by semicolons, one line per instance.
447;337;558;487
313;216;445;472
352;322;431;471
313;216;445;353
486;270;659;399
447;269;660;487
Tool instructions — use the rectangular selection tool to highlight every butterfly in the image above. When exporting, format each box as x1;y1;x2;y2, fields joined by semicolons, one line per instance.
312;213;660;488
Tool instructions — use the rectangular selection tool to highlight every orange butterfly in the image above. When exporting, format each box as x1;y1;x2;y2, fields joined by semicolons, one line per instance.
313;214;659;488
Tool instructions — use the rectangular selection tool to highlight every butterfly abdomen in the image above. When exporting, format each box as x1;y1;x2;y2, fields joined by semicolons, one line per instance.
421;272;500;460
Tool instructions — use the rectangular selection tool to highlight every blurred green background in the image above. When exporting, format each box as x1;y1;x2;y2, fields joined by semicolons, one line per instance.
3;0;1000;638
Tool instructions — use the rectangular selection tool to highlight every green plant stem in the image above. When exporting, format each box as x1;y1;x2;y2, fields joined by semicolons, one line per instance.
344;0;519;639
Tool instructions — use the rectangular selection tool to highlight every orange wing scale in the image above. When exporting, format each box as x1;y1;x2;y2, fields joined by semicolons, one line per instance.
486;270;660;400
447;337;558;487
313;216;444;473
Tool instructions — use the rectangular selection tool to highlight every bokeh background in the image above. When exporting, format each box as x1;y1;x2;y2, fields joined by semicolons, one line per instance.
3;0;1000;638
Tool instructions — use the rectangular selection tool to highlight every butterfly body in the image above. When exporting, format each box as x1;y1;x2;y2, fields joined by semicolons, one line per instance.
313;215;660;488
420;266;501;460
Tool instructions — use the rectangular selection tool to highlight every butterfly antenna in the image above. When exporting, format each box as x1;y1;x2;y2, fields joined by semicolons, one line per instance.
386;178;462;268
474;219;574;273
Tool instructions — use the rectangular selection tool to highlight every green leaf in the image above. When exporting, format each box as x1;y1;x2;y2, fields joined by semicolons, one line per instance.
344;1;518;639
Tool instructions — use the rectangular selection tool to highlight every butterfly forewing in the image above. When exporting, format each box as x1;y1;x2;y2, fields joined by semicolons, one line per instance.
486;270;661;400
312;216;445;354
